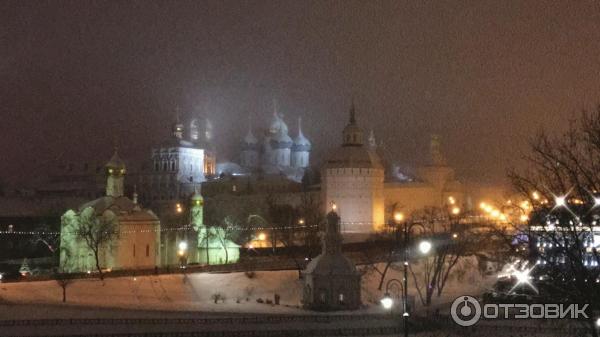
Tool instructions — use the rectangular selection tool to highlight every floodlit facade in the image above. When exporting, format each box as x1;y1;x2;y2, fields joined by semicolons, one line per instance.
59;151;161;273
137;119;216;204
323;104;465;240
322;103;385;239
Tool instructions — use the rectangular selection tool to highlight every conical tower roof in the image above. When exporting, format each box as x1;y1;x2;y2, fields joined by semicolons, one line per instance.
293;117;311;148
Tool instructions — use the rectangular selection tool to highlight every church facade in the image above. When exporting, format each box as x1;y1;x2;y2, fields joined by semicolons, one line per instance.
137;119;216;205
59;151;161;273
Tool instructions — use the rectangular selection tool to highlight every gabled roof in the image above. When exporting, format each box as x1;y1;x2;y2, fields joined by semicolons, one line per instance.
79;196;159;222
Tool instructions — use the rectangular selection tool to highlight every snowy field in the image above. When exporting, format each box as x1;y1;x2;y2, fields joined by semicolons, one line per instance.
0;258;493;318
0;259;531;336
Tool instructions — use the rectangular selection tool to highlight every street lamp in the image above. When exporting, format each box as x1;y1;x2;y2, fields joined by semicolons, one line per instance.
418;240;432;254
396;218;431;337
380;293;394;310
178;241;188;269
554;195;566;207
394;212;404;223
381;278;404;312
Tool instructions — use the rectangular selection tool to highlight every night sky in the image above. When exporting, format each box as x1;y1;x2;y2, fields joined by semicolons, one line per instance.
2;1;600;186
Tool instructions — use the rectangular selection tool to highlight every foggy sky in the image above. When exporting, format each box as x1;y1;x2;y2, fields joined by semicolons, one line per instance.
2;0;600;186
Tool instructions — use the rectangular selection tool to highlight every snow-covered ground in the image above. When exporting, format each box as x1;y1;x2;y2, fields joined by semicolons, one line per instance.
0;261;584;337
0;257;493;318
0;258;495;318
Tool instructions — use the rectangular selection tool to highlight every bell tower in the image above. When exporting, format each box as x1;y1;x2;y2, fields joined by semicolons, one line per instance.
105;149;126;197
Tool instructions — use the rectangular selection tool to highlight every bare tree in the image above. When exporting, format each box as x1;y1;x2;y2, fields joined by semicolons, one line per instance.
297;192;323;260
261;193;323;278
76;211;118;280
54;267;73;303
508;107;600;336
406;207;490;308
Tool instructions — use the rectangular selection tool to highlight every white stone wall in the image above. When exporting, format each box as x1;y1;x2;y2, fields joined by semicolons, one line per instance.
323;167;385;236
116;222;161;270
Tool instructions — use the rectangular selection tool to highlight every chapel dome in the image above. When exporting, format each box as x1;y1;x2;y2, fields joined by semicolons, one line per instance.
292;118;311;151
269;113;289;135
106;150;126;170
270;132;293;149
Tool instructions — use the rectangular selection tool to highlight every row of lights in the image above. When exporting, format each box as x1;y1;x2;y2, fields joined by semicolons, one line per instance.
479;202;514;222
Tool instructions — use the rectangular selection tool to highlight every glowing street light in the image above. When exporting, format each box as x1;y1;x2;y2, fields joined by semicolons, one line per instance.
298;218;305;225
502;262;538;294
178;241;188;251
394;212;404;223
258;232;267;241
448;196;456;205
532;191;540;200
380;293;393;310
177;241;188;258
596;317;600;327
419;241;432;254
451;207;460;215
554;196;566;207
